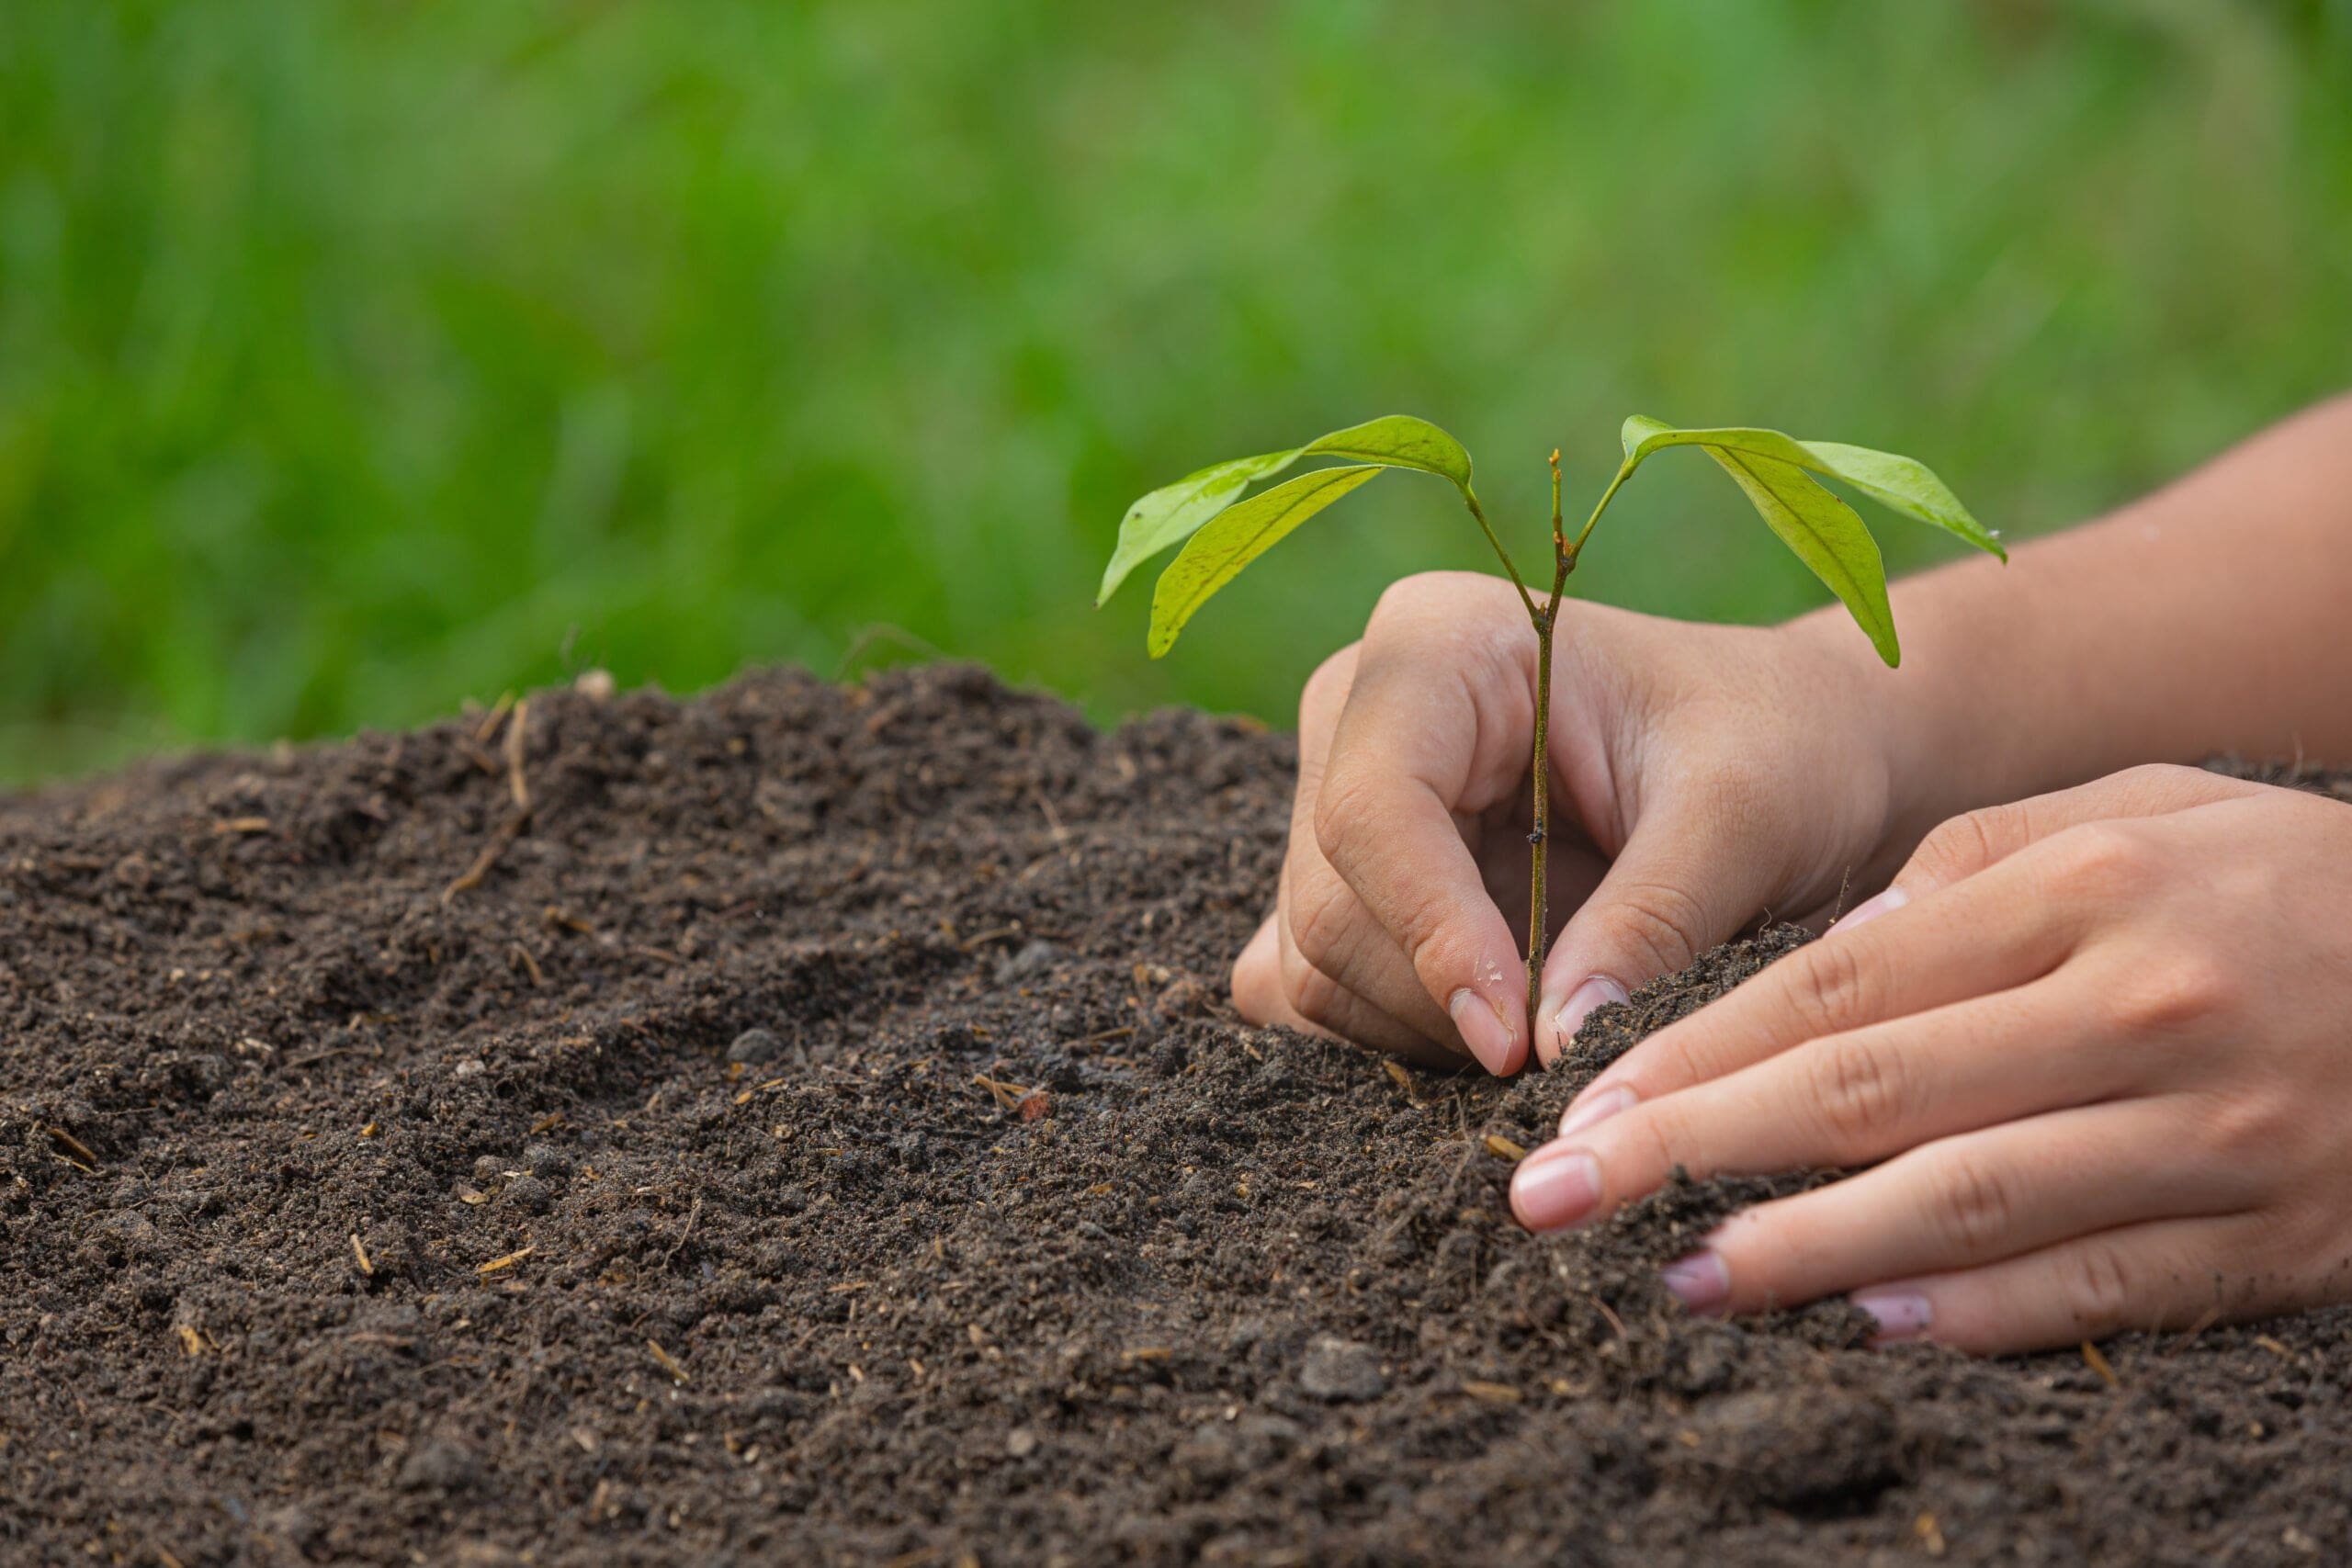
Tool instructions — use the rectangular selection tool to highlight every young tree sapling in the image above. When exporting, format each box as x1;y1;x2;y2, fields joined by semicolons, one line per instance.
1097;415;2002;1048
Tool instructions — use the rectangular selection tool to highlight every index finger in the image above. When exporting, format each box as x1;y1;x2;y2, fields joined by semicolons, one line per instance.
1556;847;2079;1136
1314;578;1537;1074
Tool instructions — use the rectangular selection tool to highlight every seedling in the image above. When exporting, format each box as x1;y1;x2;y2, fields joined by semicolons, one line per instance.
1097;414;2002;1039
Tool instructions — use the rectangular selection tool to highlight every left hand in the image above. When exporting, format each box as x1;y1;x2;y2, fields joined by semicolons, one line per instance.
1510;763;2352;1352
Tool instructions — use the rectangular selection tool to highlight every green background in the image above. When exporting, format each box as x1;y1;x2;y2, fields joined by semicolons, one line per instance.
5;1;2348;785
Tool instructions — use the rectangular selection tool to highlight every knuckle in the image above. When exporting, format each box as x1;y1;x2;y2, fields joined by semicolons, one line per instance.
2037;822;2160;901
1368;570;1484;627
1603;877;1713;977
2059;1239;2137;1333
1807;1033;1912;1152
1914;805;2011;883
1290;965;1347;1027
2210;855;2288;915
1285;872;1356;973
2245;1196;2329;1265
1310;762;1384;869
2119;761;2206;794
1364;571;1531;674
2114;761;2251;812
1782;939;1875;1039
1929;1155;2018;1258
2102;954;2239;1035
1389;882;1467;979
2188;1085;2291;1173
1276;938;1347;1025
1623;1104;1693;1186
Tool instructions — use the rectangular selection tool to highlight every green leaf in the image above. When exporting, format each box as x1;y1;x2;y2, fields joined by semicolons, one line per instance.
1098;414;1471;605
1792;441;2003;560
1621;416;2002;561
1619;418;1898;666
1148;466;1385;657
1701;446;1899;666
1095;449;1300;607
1622;414;1824;475
1299;413;1473;490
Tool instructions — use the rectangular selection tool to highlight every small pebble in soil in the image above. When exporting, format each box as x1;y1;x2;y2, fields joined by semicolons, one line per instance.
727;1028;784;1066
1297;1336;1385;1403
257;1505;317;1547
497;1175;554;1214
396;1438;478;1494
995;940;1064;986
1005;1428;1039;1459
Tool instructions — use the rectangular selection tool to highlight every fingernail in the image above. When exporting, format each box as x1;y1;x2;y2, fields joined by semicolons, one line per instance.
1850;1290;1932;1343
1449;987;1519;1076
1659;1249;1731;1314
1552;976;1629;1054
1557;1084;1636;1139
1509;1146;1601;1231
1830;886;1908;936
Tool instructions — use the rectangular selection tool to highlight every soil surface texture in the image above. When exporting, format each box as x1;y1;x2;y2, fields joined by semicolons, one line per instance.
4;665;2348;1566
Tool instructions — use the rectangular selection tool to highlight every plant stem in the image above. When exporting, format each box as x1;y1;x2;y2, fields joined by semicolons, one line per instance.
1464;452;1633;1055
1463;489;1540;622
1566;461;1634;568
1528;605;1555;1027
1526;450;1569;1029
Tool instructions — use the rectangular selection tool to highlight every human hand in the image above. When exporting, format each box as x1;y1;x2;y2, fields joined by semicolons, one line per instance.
1229;570;1911;1074
1512;763;2352;1352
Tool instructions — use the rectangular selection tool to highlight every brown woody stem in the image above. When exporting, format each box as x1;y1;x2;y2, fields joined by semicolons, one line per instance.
1527;450;1569;1029
1467;449;1627;1055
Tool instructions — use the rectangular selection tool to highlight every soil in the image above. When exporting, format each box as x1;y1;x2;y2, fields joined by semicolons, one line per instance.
3;664;2347;1567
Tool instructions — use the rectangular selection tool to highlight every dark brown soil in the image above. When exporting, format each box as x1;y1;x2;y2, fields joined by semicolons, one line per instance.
4;665;2347;1566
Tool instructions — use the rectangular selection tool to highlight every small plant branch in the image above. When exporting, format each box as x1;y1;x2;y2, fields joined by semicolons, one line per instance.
1461;488;1540;623
1566;461;1632;570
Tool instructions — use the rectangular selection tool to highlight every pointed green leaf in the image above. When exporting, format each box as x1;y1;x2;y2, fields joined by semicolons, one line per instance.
1621;417;2001;561
1622;414;1822;474
1793;441;2004;560
1298;414;1473;490
1148;466;1385;658
1702;446;1900;666
1619;412;1688;459
1096;448;1302;606
1099;415;1473;606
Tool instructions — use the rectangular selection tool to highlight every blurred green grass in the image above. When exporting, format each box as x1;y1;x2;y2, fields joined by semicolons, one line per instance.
3;0;2348;785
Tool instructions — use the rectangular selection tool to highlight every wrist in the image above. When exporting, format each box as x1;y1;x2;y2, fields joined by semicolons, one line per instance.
1773;604;1966;870
1782;540;2106;854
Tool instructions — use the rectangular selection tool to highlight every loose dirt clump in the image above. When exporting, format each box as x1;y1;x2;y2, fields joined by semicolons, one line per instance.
2;665;2346;1565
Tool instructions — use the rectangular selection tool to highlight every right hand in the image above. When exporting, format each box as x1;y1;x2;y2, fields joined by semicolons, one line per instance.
1230;570;1915;1074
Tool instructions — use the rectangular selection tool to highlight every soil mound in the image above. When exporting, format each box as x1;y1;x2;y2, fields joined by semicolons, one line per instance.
4;666;2346;1564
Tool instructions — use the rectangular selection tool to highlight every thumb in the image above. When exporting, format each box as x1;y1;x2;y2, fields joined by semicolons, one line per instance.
1533;791;1778;1067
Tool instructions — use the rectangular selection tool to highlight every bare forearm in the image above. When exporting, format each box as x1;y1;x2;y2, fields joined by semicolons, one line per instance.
1792;394;2352;840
